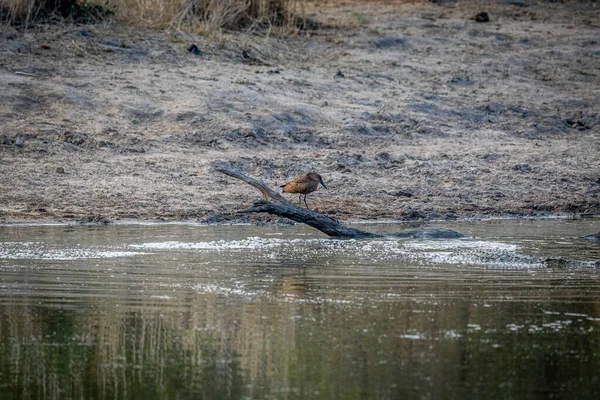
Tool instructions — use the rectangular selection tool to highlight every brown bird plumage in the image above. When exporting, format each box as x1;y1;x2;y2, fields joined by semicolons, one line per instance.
281;172;327;209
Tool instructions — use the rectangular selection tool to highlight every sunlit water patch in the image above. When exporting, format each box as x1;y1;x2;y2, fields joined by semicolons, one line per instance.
0;241;144;260
127;237;553;269
126;236;598;270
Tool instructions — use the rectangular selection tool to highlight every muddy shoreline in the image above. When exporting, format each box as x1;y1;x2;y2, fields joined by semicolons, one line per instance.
1;1;599;225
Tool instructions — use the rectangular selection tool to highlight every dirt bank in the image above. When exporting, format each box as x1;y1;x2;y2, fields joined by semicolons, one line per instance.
1;1;599;224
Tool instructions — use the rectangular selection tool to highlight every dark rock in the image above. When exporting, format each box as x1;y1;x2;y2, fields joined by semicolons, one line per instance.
474;12;490;23
335;70;345;78
242;49;256;61
56;167;65;174
188;44;201;55
2;136;12;145
15;137;24;147
583;232;600;241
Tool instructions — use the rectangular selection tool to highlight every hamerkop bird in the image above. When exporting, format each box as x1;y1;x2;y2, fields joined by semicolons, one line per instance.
281;172;327;209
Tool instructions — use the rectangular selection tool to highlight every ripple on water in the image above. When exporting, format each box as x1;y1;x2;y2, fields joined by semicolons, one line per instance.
1;235;595;270
0;242;144;260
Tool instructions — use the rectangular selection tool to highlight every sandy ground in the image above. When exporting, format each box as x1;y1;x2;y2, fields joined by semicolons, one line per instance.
1;0;599;224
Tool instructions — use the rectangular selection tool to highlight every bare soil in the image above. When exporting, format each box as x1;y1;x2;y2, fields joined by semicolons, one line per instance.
1;0;599;224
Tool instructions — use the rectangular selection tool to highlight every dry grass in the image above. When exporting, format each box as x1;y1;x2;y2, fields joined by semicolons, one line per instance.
1;0;114;25
0;0;309;33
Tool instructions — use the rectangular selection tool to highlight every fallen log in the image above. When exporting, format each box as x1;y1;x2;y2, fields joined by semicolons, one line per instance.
213;163;466;239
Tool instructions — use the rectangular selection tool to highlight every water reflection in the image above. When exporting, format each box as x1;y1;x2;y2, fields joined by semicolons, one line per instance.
0;220;599;399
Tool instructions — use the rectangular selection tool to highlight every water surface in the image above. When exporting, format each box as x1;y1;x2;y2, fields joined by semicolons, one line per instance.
1;219;599;399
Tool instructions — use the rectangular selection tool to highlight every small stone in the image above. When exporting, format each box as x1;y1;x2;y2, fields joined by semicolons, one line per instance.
15;137;24;147
56;167;65;174
474;12;490;23
187;44;201;55
335;70;345;78
242;50;256;61
583;232;600;241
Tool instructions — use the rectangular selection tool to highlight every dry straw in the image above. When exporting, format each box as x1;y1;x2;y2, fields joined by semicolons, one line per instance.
1;0;305;32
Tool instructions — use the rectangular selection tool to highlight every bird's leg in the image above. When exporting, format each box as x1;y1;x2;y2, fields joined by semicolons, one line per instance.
303;195;309;209
298;194;302;207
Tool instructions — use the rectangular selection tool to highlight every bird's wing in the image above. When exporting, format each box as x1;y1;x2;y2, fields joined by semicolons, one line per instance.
291;175;310;184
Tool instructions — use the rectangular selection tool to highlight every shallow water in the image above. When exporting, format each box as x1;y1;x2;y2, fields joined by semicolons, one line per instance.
1;219;599;399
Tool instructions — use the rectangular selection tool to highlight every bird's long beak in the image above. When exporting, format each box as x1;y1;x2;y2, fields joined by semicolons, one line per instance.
320;179;327;189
